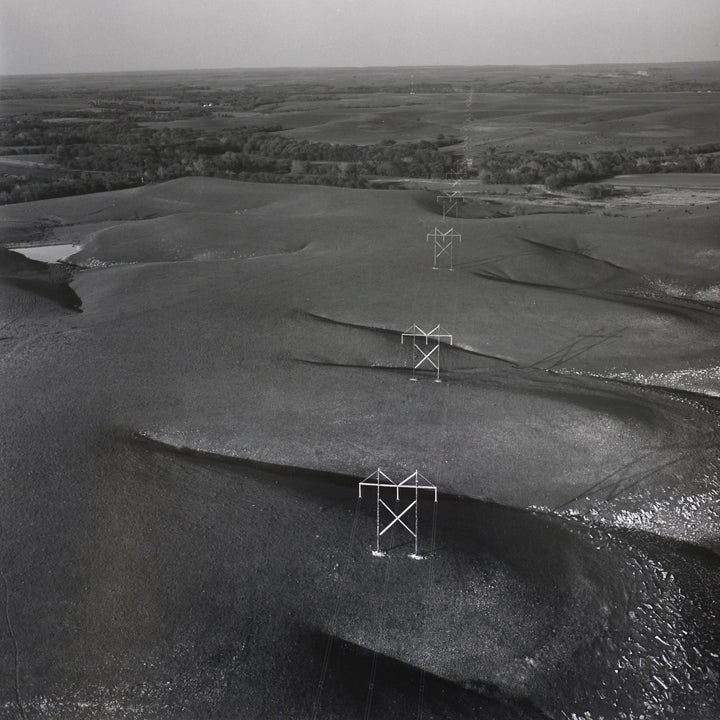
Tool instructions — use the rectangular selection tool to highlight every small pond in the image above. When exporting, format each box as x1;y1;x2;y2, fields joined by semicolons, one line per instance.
13;244;79;263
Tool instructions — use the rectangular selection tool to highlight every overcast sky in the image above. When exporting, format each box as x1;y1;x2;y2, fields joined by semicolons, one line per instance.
1;0;719;75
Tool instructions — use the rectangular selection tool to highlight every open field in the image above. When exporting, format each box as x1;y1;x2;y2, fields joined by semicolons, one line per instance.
607;173;720;188
0;154;57;178
2;63;720;207
266;90;720;151
0;172;719;718
0;63;719;719
2;63;720;152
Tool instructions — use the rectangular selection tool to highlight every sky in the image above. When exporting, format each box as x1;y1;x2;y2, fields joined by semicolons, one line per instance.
1;0;719;75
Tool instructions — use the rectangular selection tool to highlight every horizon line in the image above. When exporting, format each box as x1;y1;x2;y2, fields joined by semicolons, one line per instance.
3;58;720;79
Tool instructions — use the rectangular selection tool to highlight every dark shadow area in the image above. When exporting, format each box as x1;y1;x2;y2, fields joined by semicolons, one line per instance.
0;248;82;311
304;629;552;720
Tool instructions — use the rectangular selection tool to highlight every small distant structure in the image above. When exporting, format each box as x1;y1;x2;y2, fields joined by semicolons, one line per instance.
426;227;461;270
358;468;437;558
447;168;466;187
436;190;465;219
401;324;453;382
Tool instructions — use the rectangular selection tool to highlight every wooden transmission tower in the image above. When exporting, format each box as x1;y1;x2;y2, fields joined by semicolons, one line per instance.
401;324;453;382
358;469;438;558
436;190;465;220
426;227;461;270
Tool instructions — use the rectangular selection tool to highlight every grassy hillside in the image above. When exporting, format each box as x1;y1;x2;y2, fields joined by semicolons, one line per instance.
0;178;718;718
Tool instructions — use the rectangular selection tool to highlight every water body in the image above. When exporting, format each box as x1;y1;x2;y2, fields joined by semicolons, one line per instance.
14;243;79;263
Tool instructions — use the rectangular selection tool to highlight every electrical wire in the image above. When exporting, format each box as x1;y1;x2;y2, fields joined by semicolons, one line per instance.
314;83;475;719
416;84;474;720
310;496;362;720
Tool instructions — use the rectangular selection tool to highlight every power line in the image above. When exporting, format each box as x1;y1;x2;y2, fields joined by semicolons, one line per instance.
310;497;363;720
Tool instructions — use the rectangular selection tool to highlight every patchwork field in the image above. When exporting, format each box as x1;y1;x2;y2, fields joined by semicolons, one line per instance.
3;63;720;153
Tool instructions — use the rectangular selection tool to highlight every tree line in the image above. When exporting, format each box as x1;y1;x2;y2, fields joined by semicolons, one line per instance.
475;144;720;189
3;110;720;205
0;119;462;203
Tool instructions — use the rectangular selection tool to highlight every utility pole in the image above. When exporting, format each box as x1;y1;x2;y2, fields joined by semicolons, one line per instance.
401;324;453;382
358;469;438;558
436;190;465;220
426;227;461;270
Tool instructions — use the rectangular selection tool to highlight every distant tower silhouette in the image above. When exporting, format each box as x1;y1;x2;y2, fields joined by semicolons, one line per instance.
426;227;462;270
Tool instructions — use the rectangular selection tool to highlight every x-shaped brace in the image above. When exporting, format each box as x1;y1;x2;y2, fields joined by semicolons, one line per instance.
413;343;439;370
435;239;452;258
379;499;417;537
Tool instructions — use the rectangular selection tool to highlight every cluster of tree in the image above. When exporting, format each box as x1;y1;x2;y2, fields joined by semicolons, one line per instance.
0;118;461;203
0;174;133;204
0;119;59;150
0;117;152;150
475;143;720;189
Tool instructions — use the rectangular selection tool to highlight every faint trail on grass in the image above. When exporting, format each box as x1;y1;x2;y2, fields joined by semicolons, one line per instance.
356;199;428;717
526;326;627;371
416;500;438;720
553;440;718;511
309;200;419;716
1;568;26;720
452;248;536;272
363;547;394;720
416;86;471;718
311;497;362;720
